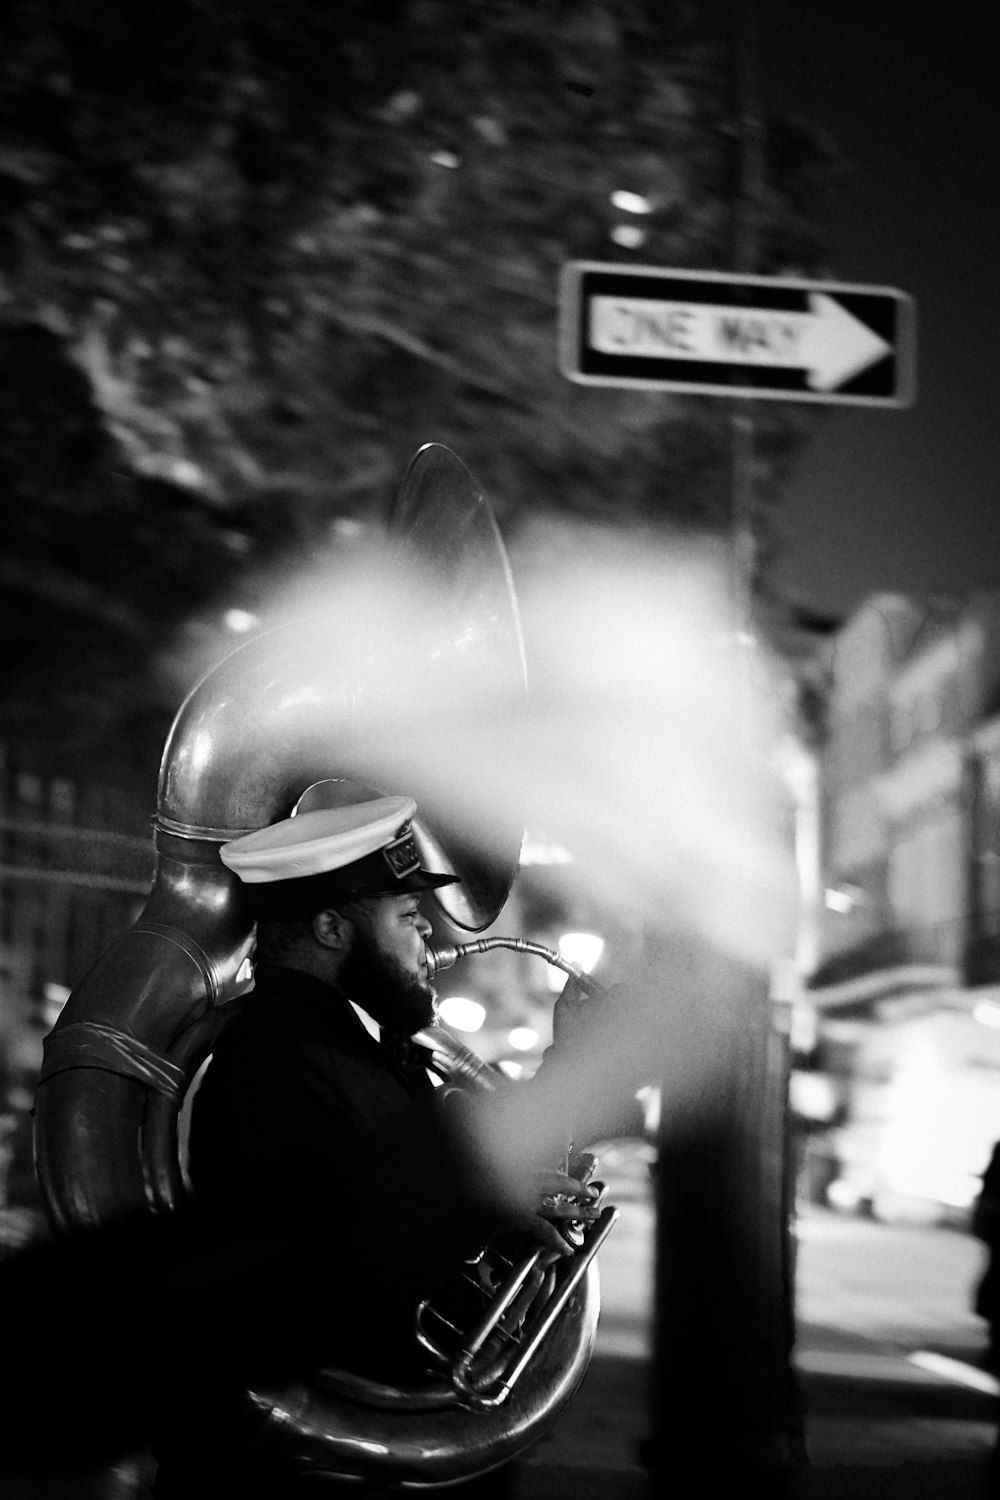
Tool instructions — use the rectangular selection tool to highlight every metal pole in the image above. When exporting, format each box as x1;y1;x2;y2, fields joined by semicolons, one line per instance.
649;2;804;1492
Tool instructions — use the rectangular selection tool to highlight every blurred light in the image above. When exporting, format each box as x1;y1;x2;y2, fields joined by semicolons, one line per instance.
383;89;422;123
508;1026;539;1052
497;1060;525;1080
826;1178;864;1212
140;523;803;1209
610;224;646;249
222;530;252;557
330;517;367;540
636;1083;661;1135
472;115;506;147
545;933;604;994
559;931;604;972
824;884;864;913
770;956;801;1004
199;516;797;972
429;149;460;168
610;190;653;215
789;1070;837;1122
42;981;71;1030
519;833;574;866
790;999;818;1054
973;1000;1000;1029
164;457;206;490
224;609;260;634
438;995;486;1033
908;1352;1000;1397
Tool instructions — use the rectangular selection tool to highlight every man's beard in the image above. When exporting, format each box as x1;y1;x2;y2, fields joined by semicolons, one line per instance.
340;931;438;1037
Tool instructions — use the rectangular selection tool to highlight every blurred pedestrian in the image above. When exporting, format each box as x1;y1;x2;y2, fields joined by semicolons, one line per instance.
971;1142;1000;1496
972;1141;1000;1370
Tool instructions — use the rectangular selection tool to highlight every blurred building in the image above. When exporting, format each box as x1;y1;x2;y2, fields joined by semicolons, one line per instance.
795;588;1000;1222
0;743;151;1236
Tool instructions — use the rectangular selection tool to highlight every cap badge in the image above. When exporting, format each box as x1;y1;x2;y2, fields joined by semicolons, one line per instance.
382;826;421;881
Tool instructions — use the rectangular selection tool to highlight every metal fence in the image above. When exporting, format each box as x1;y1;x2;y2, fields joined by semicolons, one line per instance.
0;744;155;1051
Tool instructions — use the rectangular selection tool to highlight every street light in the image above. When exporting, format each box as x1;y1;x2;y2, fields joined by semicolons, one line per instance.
437;996;486;1034
545;931;605;992
223;609;260;634
824;883;865;914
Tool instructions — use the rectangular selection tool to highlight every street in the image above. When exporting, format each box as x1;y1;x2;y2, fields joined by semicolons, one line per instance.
1;1148;998;1498
793;1205;999;1497
794;1201;988;1361
511;1153;1000;1498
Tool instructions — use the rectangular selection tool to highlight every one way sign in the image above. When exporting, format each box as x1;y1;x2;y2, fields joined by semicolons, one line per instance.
559;263;916;407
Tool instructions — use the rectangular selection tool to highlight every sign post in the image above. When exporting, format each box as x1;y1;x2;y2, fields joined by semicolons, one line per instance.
560;262;916;407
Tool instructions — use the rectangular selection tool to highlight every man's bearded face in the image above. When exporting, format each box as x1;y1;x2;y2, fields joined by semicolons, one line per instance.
339;893;437;1036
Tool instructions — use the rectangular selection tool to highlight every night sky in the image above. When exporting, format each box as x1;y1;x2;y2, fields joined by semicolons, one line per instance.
754;2;1000;620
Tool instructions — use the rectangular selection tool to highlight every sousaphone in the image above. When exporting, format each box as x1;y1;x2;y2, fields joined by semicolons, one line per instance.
33;444;614;1487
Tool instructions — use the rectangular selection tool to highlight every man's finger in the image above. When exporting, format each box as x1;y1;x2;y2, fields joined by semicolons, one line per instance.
538;1199;602;1221
534;1171;598;1197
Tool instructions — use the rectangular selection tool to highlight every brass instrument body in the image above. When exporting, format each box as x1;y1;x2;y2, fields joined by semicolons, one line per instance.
32;446;615;1488
241;1276;600;1487
415;1209;618;1411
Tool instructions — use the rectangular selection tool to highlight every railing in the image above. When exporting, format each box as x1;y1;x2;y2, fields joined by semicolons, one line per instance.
0;745;153;1047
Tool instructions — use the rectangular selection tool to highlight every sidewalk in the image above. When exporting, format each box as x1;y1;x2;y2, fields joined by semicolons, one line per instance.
507;1320;1000;1500
795;1320;999;1500
3;1183;996;1498
510;1351;649;1499
0;1334;994;1500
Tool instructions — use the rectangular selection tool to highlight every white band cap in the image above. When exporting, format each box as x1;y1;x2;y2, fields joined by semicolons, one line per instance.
220;795;416;885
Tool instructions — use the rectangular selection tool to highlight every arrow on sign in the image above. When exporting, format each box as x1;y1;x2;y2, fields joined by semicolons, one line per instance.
589;292;892;392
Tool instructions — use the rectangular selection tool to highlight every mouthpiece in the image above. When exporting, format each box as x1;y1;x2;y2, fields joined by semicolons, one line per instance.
426;943;461;978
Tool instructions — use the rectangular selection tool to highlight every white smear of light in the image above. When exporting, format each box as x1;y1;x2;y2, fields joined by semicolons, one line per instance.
974;1000;1000;1029
908;1351;1000;1396
224;608;261;634
165;519;800;1197
610;190;653;214
438;996;486;1033
825;885;863;913
636;1084;661;1135
610;224;646;248
520;833;574;866
558;932;605;974
508;1027;540;1053
546;932;605;992
178;525;797;966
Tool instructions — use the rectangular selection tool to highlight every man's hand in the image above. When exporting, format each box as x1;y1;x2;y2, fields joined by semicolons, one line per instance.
550;972;615;1055
524;1167;605;1260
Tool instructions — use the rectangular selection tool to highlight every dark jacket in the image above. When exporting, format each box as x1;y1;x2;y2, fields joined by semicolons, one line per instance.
185;962;472;1376
151;963;490;1495
189;960;438;1198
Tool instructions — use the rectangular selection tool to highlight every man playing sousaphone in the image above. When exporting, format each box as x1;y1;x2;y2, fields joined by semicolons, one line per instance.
151;776;608;1500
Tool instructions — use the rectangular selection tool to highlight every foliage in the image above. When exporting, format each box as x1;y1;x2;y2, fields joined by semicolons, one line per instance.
0;0;839;776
